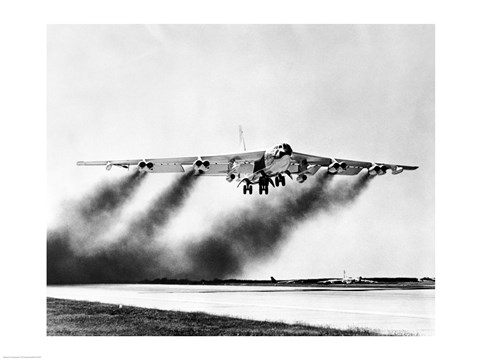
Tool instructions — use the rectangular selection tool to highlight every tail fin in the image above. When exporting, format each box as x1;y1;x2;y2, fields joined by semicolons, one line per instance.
239;125;246;151
270;276;277;283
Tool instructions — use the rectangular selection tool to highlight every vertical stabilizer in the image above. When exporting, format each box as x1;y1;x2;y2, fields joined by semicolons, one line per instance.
239;125;246;151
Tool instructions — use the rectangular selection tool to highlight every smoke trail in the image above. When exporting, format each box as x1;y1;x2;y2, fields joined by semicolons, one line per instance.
179;171;373;280
48;171;147;284
47;171;198;284
52;171;147;254
121;170;197;241
47;168;372;284
77;170;146;221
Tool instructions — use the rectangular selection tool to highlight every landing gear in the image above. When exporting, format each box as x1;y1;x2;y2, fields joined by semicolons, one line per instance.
259;184;269;195
275;174;286;187
243;184;253;195
241;176;276;195
259;178;270;195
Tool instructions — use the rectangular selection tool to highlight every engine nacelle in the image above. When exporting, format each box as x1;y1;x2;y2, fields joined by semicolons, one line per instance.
328;159;347;174
296;174;307;183
105;162;112;171
137;160;154;171
225;173;236;182
193;158;210;174
137;160;147;171
368;163;388;176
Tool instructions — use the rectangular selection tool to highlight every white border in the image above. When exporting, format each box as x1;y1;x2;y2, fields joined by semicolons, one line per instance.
2;0;478;359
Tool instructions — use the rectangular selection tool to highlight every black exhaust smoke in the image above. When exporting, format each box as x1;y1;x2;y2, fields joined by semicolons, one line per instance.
48;168;372;284
47;171;198;284
51;171;147;251
178;171;373;280
122;170;197;240
48;171;147;284
78;171;146;221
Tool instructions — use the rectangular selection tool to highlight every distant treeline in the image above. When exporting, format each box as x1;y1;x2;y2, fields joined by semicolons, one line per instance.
138;278;271;285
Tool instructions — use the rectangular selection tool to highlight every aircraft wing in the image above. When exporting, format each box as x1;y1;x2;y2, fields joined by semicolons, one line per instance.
77;150;265;174
289;151;418;175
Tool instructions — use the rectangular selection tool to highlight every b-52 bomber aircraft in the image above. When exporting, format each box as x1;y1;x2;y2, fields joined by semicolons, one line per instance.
77;142;418;195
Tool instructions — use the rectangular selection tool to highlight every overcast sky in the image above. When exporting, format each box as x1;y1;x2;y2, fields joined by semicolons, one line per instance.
47;24;434;278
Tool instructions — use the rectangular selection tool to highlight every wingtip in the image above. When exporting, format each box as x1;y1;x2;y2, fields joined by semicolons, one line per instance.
401;165;419;171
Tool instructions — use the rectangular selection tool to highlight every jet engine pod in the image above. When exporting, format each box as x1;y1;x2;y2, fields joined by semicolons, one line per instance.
193;158;210;174
368;163;387;176
378;164;388;176
137;160;147;171
368;164;379;176
225;173;236;182
328;159;347;174
296;174;307;183
105;162;112;171
138;160;154;171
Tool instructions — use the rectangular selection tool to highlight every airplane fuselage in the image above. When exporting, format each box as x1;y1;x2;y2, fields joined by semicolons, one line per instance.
233;143;294;195
247;143;293;183
250;154;291;181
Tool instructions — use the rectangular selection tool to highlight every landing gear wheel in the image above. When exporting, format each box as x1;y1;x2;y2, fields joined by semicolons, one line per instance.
259;185;263;195
248;185;253;195
275;174;286;187
243;184;247;195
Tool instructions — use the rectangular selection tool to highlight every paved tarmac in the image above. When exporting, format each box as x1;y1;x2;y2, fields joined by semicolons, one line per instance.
47;284;434;335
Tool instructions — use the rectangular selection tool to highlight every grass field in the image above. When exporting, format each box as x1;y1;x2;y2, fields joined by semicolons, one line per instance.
47;297;386;336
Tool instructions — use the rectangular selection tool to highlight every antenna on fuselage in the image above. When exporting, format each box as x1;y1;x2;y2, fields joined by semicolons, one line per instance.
239;125;247;151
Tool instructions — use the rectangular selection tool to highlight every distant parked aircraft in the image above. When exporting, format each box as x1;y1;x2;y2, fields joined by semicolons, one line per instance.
317;271;377;285
270;276;296;285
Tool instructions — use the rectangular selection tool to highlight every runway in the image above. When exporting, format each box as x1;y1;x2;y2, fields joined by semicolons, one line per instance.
47;284;435;335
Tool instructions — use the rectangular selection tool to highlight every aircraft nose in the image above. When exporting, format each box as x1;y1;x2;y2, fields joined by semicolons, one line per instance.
274;144;293;159
282;144;292;156
282;145;292;156
277;151;291;159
